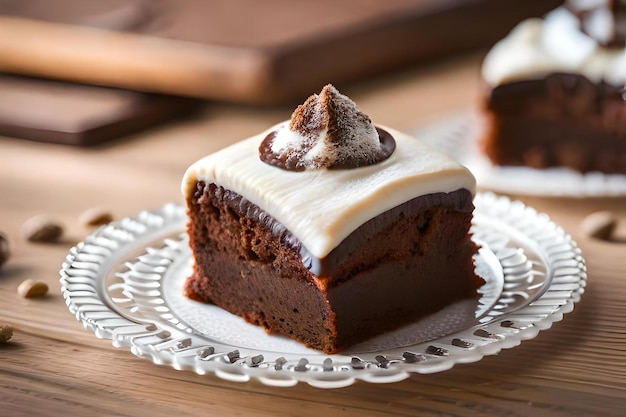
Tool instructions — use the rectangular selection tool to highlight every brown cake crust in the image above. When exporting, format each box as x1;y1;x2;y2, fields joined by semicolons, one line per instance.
482;73;626;174
185;181;481;354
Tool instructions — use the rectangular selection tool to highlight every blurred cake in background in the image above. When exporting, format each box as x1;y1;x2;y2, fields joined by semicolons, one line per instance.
481;0;626;174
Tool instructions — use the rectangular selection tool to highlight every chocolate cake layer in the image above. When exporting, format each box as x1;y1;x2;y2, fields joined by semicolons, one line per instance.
483;73;626;173
185;182;480;353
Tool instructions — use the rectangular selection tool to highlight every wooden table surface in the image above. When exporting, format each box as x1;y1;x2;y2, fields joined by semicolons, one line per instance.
1;54;625;417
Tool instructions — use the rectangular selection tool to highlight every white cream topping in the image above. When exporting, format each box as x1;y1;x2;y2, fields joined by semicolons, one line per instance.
482;5;626;87
182;123;475;259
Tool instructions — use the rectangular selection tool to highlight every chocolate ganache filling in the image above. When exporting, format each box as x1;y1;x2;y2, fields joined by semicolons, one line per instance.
259;84;395;171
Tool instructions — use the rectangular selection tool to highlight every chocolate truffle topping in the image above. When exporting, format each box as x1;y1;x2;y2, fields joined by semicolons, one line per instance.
259;84;395;171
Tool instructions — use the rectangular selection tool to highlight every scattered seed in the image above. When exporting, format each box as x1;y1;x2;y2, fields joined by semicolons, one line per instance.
0;323;13;343
580;211;617;240
79;208;113;227
22;215;64;243
17;279;49;298
0;232;9;269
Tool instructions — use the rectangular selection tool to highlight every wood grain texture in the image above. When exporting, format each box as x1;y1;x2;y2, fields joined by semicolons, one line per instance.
1;54;625;417
0;0;560;104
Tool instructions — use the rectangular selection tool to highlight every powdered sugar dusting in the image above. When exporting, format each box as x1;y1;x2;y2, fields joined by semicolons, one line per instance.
259;84;394;171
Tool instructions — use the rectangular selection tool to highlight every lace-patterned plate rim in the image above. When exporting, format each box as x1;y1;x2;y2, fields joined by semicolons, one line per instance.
414;111;626;197
59;194;586;389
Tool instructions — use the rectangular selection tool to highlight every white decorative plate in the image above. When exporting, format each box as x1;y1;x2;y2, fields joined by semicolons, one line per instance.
415;112;626;197
60;193;586;388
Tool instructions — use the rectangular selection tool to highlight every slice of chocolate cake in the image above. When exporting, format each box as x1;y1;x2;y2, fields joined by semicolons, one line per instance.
481;0;626;174
182;85;481;354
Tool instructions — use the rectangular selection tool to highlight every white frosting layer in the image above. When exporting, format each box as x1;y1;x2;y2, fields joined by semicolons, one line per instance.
182;123;475;259
482;6;626;87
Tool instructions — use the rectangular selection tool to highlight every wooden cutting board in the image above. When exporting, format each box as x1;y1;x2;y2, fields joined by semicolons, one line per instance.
0;0;561;105
0;73;200;146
